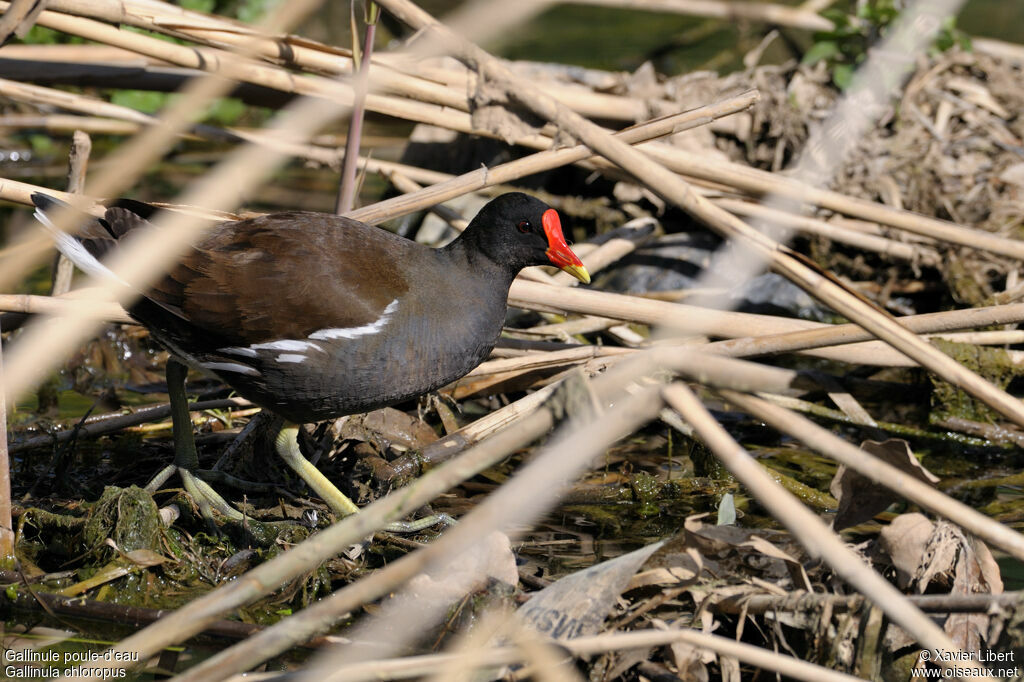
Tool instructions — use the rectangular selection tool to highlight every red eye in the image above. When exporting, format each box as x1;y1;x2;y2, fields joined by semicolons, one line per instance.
517;220;530;233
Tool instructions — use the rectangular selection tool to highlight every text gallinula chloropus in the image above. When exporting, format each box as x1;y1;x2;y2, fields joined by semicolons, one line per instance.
32;191;590;525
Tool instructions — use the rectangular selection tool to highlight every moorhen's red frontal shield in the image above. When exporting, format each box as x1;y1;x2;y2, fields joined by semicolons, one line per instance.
542;208;590;284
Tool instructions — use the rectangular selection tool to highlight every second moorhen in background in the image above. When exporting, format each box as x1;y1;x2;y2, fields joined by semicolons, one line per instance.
32;191;590;528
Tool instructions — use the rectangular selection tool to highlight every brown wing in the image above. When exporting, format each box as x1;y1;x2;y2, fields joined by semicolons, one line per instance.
109;209;411;345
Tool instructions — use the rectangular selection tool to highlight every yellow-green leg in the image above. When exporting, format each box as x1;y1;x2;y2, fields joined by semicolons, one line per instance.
275;424;360;516
274;424;455;532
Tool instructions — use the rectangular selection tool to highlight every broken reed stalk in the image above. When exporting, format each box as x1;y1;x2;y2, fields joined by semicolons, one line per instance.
0;0;45;42
51;129;91;296
752;393;995;447
0;294;132;323
720;390;1024;562
661;383;979;673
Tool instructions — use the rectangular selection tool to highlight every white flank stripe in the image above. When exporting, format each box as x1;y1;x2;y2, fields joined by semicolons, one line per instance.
219;346;259;358
275;354;306;364
201;361;261;376
310;299;399;341
250;339;324;353
34;207;130;287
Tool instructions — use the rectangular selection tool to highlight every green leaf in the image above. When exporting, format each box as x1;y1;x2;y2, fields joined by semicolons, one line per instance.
821;8;850;26
803;40;840;65
179;0;215;12
111;90;168;114
833;63;855;90
206;98;246;125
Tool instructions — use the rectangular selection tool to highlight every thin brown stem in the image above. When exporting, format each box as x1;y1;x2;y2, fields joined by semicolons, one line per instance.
335;3;379;214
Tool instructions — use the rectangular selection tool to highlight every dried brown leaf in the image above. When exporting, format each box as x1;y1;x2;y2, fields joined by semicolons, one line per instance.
332;406;438;450
879;513;934;589
830;439;939;530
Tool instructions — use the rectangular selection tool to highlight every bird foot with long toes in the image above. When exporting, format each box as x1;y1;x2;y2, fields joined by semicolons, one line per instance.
274;425;454;533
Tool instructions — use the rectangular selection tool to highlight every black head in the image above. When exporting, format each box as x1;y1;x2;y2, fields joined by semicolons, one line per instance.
459;192;590;283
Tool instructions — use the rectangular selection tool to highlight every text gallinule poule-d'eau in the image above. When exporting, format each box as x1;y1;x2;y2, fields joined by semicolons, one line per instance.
32;192;590;527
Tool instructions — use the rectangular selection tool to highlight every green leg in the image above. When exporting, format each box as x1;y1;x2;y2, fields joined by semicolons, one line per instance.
167;358;200;471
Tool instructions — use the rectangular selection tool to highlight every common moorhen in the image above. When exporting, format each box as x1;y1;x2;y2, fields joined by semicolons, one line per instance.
32;191;590;525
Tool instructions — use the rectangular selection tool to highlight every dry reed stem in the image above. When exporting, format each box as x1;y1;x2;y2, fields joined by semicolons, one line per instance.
972;36;1024;65
463;345;633;378
0;77;158;125
129;0;620;121
0;114;141;135
334;3;377;215
378;4;1024;428
508;280;819;335
721;390;1024;562
0;1;558;150
935;331;1024;345
626;142;1024;260
708;302;1024;357
715;197;940;265
348;91;759;225
0;0;324;293
561;0;833;32
386;58;652;122
0;294;131;322
303;629;862;682
661;383;978;673
0;0;45;42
